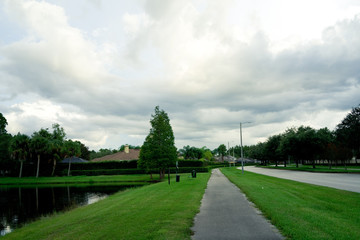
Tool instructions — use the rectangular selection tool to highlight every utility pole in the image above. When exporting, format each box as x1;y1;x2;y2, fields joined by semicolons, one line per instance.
240;122;251;174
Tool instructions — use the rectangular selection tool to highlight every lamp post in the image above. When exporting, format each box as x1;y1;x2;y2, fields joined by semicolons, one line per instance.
240;122;251;174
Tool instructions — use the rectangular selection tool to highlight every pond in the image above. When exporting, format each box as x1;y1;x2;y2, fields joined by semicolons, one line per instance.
0;184;137;236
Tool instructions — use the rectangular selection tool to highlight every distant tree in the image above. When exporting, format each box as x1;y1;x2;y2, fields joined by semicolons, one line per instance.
76;140;90;160
10;133;30;178
30;135;50;178
264;134;283;167
280;128;299;167
139;106;177;179
335;105;360;159
0;113;8;135
250;142;266;164
52;123;66;141
316;127;335;164
63;140;81;176
0;113;12;175
203;150;213;161
217;144;227;161
49;139;64;176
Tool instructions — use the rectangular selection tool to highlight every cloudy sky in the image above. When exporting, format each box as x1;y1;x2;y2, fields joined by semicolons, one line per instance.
1;0;360;151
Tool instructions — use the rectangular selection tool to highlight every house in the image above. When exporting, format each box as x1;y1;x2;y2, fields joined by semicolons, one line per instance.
61;156;89;163
91;145;140;162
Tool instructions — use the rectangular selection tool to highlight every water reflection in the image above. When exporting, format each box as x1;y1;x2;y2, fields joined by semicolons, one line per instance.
0;185;135;236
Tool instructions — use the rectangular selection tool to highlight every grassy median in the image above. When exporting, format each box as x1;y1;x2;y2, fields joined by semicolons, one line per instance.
221;167;360;240
3;172;210;240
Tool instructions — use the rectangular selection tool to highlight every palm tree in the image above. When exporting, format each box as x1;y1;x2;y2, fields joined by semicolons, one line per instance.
49;139;64;176
10;133;30;178
63;140;81;176
30;136;50;178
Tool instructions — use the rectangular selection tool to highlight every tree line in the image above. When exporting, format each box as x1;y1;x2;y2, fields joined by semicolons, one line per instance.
0;116;90;177
231;105;360;168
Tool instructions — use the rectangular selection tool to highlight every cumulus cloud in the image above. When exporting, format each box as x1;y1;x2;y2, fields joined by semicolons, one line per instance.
1;0;360;150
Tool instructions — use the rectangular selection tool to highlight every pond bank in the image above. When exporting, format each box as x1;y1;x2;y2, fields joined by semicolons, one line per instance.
3;173;210;239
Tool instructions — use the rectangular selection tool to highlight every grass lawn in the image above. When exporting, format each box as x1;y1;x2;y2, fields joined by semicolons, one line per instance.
261;165;360;173
0;174;159;186
3;172;210;240
221;167;360;240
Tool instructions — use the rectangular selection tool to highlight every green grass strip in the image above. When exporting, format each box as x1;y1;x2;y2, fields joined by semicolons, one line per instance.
3;173;210;240
0;175;159;185
221;167;360;240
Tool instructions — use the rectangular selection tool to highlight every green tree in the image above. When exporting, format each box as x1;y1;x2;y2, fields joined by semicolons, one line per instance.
280;128;299;167
76;140;91;160
0;113;12;175
0;113;8;135
203;150;213;161
335;105;360;159
138;135;156;179
10;133;30;178
140;106;177;179
264;134;283;166
63;140;81;176
217;144;227;161
30;135;50;178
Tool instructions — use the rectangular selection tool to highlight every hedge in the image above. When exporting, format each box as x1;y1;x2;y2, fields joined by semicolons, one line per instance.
65;167;209;176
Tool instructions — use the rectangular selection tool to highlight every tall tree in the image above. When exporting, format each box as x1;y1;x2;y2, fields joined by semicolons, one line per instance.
30;135;50;178
0;113;12;175
264;134;283;167
217;144;227;161
76;140;90;160
138;135;156;179
139;106;177;179
0;113;8;135
10;133;30;178
280;128;299;167
335;105;360;159
63;140;81;176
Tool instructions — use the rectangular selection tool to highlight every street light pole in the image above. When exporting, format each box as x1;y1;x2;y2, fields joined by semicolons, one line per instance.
240;122;251;174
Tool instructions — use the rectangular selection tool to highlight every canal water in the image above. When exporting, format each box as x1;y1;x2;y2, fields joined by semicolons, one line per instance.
0;184;136;236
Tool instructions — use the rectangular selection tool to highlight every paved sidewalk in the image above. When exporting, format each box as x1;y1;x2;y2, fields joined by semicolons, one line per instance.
191;169;283;240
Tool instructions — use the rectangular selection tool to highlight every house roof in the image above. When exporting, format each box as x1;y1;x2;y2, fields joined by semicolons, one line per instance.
61;156;89;163
91;149;140;162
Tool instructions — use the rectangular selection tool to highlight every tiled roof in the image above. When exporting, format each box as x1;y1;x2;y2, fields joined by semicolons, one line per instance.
91;149;140;162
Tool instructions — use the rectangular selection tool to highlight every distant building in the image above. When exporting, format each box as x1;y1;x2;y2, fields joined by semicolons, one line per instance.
61;156;89;163
91;145;140;162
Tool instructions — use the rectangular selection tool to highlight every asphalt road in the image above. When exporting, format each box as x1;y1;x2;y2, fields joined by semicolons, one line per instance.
244;166;360;193
191;169;283;240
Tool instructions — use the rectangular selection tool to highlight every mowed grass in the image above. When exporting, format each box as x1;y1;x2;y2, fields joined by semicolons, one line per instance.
3;173;210;240
221;167;360;240
0;174;159;186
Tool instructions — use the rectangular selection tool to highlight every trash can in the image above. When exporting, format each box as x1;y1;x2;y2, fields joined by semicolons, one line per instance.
176;175;180;182
192;170;197;178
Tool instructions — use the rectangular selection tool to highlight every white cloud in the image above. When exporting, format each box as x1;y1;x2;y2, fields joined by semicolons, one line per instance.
1;0;360;151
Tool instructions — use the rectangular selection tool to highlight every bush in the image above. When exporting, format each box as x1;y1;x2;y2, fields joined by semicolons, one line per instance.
64;168;146;176
58;160;138;171
173;160;204;167
64;167;209;176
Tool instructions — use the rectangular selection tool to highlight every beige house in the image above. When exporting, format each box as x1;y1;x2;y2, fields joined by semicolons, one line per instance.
91;145;140;162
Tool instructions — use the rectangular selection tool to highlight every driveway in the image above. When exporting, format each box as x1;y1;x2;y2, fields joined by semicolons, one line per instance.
243;166;360;193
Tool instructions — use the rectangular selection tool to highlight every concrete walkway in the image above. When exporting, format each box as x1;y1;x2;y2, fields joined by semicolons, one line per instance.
192;169;283;240
244;166;360;193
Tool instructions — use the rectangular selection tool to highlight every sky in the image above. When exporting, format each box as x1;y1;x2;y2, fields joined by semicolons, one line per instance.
1;0;360;151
